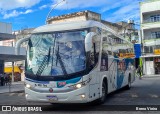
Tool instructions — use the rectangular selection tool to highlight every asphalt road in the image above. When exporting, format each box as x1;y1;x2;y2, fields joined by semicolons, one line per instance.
0;76;160;114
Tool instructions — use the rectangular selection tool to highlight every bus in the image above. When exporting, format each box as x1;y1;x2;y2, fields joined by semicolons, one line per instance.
16;20;135;104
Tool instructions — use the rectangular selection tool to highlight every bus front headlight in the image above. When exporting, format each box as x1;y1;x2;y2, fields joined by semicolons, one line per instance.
69;78;91;89
25;84;31;89
75;83;82;89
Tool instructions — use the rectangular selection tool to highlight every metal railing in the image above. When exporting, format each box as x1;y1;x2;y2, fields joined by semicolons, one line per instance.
143;19;160;23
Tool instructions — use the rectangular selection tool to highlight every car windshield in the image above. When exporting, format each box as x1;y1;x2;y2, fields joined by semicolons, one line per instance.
26;30;88;76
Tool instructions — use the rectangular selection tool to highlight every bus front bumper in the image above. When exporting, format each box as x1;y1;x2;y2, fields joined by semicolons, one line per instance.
25;85;90;103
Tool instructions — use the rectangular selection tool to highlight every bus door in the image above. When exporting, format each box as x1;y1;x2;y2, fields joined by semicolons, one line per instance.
101;36;114;92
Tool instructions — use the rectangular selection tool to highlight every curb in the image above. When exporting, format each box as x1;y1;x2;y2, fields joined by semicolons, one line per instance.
142;76;160;78
11;82;24;85
142;75;160;78
0;90;24;94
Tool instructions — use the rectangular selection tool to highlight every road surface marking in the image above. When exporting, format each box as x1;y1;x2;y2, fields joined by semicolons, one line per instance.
149;94;159;98
18;93;24;96
131;94;138;98
9;93;15;96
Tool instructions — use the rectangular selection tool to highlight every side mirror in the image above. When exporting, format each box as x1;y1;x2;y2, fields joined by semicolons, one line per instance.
85;32;96;52
15;37;30;55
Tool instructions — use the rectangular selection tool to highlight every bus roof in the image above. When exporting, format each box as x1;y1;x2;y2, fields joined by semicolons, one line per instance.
32;20;132;45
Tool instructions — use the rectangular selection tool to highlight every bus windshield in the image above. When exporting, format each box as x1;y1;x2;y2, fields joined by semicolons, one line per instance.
26;30;88;76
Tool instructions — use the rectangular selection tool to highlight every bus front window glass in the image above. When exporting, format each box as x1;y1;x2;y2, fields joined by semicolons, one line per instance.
26;34;55;75
26;30;87;76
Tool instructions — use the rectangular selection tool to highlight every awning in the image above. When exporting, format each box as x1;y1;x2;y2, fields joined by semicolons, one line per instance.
4;66;22;73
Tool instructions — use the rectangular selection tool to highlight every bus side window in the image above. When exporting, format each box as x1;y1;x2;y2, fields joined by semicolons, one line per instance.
100;37;108;71
100;51;108;71
88;35;100;70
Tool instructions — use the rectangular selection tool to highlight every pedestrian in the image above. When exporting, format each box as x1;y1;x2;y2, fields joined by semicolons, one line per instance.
0;73;4;86
155;65;158;74
137;65;142;79
3;73;7;86
4;73;9;86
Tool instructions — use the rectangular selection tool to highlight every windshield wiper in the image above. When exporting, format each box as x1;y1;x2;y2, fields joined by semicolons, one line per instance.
56;44;68;75
51;36;57;68
36;47;51;76
47;47;51;65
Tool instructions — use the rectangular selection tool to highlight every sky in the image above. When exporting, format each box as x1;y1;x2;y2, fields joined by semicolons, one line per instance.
0;0;143;31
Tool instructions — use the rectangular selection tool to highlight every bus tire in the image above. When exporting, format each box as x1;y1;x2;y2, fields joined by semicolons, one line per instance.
97;80;108;104
126;74;131;90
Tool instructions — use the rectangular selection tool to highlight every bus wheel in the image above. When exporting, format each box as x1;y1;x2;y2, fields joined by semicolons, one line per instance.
97;81;107;104
126;75;131;90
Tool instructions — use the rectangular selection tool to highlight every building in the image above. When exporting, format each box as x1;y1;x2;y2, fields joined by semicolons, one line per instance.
102;20;139;43
140;0;160;75
47;10;101;24
0;22;26;82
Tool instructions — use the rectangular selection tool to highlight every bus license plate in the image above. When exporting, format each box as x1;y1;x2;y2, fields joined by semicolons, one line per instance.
46;95;58;101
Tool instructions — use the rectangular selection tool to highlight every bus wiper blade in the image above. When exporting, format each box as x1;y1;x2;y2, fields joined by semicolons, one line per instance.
36;47;51;76
56;45;68;75
47;47;51;65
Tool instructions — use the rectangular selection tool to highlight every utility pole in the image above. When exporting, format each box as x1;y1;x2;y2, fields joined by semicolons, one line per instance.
128;20;135;42
123;20;135;42
12;40;15;82
45;0;66;24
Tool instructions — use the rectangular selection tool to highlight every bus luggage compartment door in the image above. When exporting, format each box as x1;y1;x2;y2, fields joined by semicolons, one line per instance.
89;84;99;101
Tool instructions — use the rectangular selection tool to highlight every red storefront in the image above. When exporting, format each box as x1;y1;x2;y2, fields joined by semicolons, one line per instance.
154;58;160;74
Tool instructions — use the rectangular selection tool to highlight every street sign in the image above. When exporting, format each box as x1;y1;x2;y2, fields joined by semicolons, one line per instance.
154;49;160;55
134;44;141;58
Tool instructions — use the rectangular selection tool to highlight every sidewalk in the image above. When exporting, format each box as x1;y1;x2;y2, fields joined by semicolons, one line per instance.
0;81;24;93
135;73;160;78
142;74;160;78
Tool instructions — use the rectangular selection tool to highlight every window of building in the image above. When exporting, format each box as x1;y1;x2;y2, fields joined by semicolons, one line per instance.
144;46;153;53
151;31;160;39
154;45;160;49
150;15;160;22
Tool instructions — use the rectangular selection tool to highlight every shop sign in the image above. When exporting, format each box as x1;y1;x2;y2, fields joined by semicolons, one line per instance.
154;49;160;55
119;53;135;58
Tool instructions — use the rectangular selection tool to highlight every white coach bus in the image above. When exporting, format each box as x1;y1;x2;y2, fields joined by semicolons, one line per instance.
16;20;135;104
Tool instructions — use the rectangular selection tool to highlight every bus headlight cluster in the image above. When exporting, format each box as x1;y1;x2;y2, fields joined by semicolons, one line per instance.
69;78;91;89
25;94;28;98
26;84;31;88
25;83;32;89
76;83;82;89
81;94;86;98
